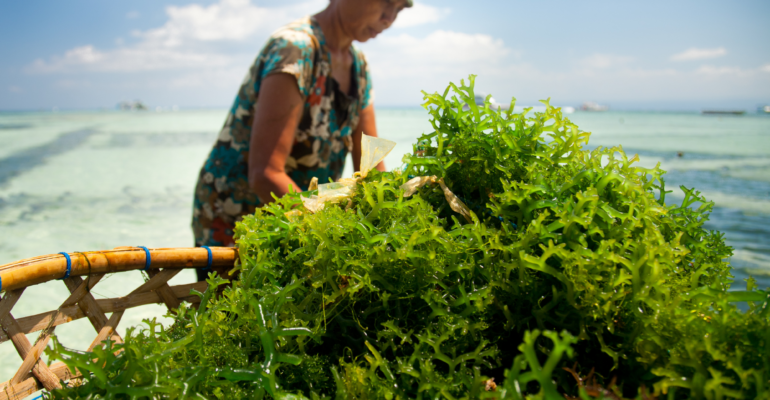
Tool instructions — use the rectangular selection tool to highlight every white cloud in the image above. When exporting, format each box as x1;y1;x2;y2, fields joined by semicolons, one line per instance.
168;67;245;88
671;47;726;62
696;65;752;77
618;68;678;78
137;0;324;47
359;29;515;103
369;30;509;75
578;54;634;70
27;0;324;74
363;33;769;106
61;45;102;64
29;45;233;73
392;3;451;28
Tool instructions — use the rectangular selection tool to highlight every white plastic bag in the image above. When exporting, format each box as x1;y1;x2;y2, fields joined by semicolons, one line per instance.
400;176;474;222
301;134;396;213
300;134;472;222
358;134;396;178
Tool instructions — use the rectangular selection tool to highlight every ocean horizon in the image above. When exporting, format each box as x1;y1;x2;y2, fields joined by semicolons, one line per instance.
2;99;769;114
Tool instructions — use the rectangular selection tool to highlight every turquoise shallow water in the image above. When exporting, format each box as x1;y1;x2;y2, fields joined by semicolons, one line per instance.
0;108;768;382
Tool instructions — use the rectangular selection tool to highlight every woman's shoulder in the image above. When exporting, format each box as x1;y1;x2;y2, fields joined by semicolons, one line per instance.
350;44;371;75
268;16;320;51
350;44;368;62
350;44;371;81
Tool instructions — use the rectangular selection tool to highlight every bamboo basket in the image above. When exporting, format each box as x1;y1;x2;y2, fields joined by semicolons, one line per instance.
0;246;238;400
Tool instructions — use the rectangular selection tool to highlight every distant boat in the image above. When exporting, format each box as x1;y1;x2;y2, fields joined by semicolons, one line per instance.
471;94;510;110
702;110;745;115
465;96;573;113
759;105;770;114
580;101;609;112
117;100;149;111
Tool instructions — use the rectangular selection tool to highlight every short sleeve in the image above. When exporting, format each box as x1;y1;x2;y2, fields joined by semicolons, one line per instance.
358;51;374;110
258;28;317;98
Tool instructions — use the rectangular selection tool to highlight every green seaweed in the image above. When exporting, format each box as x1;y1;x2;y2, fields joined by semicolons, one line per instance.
45;76;769;399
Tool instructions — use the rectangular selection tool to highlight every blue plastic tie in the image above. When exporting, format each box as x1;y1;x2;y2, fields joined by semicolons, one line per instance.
31;395;43;400
58;252;72;280
0;274;3;293
137;246;151;271
201;246;213;272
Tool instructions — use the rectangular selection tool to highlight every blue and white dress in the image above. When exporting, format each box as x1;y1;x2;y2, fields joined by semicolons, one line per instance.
192;16;374;247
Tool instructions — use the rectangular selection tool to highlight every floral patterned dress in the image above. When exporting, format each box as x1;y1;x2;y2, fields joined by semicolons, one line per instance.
192;16;373;247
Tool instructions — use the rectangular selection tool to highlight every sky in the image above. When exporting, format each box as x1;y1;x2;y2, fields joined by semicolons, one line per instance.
1;0;769;111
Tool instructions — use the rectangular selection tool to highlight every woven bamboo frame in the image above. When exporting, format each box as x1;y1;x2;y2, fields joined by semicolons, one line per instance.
0;246;238;400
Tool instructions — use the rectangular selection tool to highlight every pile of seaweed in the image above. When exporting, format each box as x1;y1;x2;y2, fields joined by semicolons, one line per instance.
47;76;769;399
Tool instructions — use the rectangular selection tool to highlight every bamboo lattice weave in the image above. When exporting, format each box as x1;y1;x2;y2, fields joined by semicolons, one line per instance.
0;246;237;400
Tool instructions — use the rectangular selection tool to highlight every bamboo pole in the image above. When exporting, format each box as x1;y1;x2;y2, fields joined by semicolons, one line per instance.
0;247;238;293
0;246;238;400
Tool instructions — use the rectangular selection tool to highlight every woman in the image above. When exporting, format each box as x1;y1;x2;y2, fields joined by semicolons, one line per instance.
192;0;411;279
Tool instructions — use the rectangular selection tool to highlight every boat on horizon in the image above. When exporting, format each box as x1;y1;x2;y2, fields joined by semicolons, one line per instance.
580;101;609;112
117;100;148;111
759;105;770;114
466;95;574;114
472;94;510;110
702;110;746;115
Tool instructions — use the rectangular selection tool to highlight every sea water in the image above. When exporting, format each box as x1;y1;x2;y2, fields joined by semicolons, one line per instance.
0;108;768;382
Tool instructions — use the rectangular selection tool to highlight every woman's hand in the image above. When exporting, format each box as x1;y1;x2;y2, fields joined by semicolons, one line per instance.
352;104;386;173
248;73;304;204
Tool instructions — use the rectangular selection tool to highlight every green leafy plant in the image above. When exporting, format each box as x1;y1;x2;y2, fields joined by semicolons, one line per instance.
45;76;769;399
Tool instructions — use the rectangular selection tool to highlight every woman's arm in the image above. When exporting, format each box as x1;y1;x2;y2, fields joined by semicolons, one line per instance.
248;73;304;204
352;104;386;172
